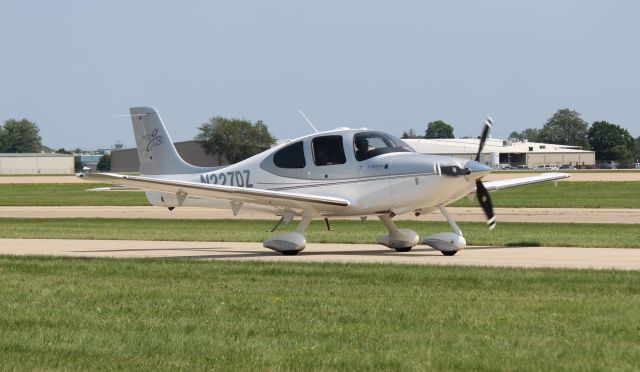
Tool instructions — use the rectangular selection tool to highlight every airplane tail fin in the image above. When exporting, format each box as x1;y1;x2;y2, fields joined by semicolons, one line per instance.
129;106;207;175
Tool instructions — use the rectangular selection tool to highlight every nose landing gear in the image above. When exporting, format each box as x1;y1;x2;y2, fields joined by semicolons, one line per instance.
421;205;466;256
376;214;419;252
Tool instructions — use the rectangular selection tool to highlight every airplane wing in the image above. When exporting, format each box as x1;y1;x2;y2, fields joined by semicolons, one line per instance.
80;173;350;210
480;172;570;191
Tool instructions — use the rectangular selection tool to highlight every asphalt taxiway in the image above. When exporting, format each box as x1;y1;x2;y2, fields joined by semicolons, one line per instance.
1;206;639;224
1;239;639;271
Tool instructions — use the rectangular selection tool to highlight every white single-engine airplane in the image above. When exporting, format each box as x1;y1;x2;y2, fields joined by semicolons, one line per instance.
81;107;569;256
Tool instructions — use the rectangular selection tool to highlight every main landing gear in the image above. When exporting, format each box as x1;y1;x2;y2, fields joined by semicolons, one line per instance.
263;214;313;255
263;205;467;257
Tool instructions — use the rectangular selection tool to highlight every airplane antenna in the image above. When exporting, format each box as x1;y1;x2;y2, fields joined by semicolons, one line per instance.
298;109;319;133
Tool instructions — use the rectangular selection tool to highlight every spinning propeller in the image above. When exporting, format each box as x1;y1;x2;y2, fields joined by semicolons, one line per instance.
439;117;495;230
474;117;495;230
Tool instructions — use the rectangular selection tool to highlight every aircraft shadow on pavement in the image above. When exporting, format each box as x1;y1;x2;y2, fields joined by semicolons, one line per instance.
71;244;518;260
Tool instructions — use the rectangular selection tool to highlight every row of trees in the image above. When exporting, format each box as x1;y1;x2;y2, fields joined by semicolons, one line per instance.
3;111;638;166
401;109;639;163
0;115;276;169
509;109;638;162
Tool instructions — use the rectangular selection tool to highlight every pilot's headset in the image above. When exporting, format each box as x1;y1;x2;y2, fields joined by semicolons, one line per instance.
355;137;368;148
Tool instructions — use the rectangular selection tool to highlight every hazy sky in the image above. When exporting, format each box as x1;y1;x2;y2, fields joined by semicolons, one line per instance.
1;1;638;149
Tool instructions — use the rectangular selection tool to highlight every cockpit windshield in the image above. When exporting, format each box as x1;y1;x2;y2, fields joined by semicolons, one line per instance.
353;131;415;161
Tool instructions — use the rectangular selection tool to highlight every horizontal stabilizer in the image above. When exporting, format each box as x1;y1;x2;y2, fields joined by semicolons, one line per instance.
87;186;141;192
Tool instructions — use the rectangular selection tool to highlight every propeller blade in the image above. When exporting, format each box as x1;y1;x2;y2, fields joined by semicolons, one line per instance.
474;117;493;162
476;180;496;230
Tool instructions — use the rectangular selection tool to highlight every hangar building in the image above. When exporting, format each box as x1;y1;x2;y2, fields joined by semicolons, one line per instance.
404;138;595;168
0;153;74;174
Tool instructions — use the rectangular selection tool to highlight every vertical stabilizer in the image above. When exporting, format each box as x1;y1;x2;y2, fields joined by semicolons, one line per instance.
130;107;207;175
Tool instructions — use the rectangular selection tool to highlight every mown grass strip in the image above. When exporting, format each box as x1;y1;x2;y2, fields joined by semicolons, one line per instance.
0;183;148;206
451;181;640;208
0;257;638;370
0;218;638;248
1;181;639;208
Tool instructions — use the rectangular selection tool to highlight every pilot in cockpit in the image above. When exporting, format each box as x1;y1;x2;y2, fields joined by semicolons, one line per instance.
354;137;370;161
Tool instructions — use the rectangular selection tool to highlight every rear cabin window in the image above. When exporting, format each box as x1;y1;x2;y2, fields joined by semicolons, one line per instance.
273;141;305;168
312;135;346;166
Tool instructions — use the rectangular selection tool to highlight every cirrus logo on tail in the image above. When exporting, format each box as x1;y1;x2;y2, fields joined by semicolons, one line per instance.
143;129;165;152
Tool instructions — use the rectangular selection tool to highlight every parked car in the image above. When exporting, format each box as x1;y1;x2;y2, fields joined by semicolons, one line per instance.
515;165;529;170
575;164;597;169
535;164;559;170
559;164;576;170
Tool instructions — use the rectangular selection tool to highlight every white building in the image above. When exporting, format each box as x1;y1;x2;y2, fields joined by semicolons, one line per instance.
0;153;74;175
404;138;595;168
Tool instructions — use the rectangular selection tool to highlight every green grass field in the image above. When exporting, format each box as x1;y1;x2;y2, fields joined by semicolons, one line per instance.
1;218;639;248
0;181;638;208
451;181;640;208
0;183;147;206
0;257;638;370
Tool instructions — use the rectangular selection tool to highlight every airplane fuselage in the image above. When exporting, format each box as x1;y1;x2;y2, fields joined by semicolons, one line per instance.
143;129;489;216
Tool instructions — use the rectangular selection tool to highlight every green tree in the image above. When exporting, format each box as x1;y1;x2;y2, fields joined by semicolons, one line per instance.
74;156;83;172
97;154;111;172
425;120;454;139
537;109;589;148
509;128;539;141
611;144;633;163
401;129;421;139
196;117;276;164
0;118;42;153
587;121;634;161
634;136;640;162
522;128;539;141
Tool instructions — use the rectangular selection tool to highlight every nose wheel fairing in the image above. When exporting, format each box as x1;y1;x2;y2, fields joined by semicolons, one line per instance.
422;233;466;254
421;205;467;255
376;214;419;250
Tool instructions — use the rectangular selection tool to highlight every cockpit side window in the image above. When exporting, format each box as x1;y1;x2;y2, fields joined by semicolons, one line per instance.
312;135;346;166
353;131;415;161
273;141;305;168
